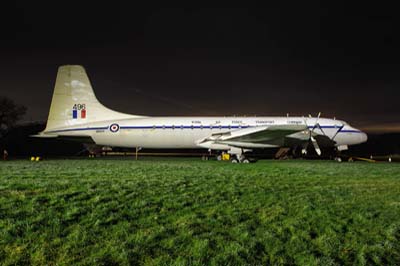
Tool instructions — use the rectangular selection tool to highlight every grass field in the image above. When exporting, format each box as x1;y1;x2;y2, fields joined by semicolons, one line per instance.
1;158;400;265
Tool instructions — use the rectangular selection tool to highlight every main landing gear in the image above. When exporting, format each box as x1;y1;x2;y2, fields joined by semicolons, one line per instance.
214;148;256;163
229;148;254;163
230;154;251;163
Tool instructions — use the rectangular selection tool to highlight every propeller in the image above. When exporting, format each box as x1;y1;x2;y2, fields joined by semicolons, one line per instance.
310;136;321;156
332;124;345;140
303;112;324;156
308;112;326;135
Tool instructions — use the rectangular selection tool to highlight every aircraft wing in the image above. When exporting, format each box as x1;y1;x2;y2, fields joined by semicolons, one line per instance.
197;124;309;149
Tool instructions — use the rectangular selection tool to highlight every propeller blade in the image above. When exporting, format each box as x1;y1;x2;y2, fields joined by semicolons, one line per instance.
301;142;309;155
311;136;322;156
315;123;326;136
304;113;323;156
332;124;344;140
314;112;321;126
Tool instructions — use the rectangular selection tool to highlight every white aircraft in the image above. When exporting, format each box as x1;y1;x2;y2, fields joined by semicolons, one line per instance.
35;65;367;162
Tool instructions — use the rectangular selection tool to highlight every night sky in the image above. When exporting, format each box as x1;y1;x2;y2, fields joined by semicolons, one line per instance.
2;4;399;132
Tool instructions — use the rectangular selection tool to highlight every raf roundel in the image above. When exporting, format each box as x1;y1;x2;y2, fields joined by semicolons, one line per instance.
109;123;120;133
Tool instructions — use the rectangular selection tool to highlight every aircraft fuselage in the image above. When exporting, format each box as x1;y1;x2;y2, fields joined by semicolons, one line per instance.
46;116;367;149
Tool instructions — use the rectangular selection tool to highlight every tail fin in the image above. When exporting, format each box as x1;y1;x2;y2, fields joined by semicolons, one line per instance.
44;65;142;131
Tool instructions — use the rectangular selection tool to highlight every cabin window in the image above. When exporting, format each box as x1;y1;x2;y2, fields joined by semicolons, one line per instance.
181;125;183;130
162;125;165;129
172;125;175;130
200;125;203;130
191;125;194;130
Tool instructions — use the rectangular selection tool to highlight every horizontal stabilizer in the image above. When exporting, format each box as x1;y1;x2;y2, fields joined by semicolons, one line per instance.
31;133;95;143
30;134;59;138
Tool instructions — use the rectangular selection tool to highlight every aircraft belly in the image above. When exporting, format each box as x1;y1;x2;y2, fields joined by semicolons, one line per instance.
333;132;358;146
144;129;213;148
93;129;209;149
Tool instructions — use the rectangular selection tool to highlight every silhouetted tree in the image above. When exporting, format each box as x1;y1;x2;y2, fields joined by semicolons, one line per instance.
0;96;27;139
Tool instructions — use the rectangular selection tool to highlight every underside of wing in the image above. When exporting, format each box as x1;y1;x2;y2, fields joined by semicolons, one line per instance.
197;124;309;149
225;125;308;143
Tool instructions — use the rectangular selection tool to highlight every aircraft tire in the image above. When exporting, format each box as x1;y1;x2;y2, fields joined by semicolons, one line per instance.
335;157;342;162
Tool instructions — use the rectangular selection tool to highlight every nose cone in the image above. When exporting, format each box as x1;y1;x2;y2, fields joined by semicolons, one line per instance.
359;132;368;144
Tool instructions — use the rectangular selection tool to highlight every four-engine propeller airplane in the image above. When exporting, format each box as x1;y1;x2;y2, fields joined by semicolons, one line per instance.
34;65;367;163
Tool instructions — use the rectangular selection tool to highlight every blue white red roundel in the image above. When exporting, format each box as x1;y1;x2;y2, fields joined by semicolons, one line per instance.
109;123;120;133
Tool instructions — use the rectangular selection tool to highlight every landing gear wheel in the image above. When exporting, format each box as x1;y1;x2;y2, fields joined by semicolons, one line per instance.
334;157;342;162
231;158;239;163
242;158;250;163
216;155;222;161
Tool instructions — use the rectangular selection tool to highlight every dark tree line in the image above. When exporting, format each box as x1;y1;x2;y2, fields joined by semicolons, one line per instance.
0;96;27;139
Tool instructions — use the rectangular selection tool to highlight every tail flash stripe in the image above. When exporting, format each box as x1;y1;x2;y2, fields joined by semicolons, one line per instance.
72;110;78;119
81;109;86;119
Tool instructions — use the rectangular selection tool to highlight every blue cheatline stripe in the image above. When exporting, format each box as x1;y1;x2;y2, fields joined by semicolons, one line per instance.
307;125;345;129
120;125;249;129
307;126;362;133
340;130;363;133
308;125;331;128
47;125;364;134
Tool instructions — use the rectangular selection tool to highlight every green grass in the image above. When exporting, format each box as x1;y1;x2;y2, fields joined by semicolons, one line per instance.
1;158;400;265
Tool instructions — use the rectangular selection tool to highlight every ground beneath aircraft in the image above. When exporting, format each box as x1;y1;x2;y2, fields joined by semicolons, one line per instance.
1;158;399;265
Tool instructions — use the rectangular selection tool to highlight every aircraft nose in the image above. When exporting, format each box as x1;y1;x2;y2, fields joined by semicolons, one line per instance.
348;126;368;144
359;131;368;143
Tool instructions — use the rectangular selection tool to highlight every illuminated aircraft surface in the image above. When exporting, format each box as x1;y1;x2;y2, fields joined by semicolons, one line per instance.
35;65;367;162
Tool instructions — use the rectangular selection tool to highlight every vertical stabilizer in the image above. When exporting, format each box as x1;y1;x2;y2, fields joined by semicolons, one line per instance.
44;65;142;131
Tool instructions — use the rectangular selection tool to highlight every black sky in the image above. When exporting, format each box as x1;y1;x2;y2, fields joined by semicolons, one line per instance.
2;4;399;131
